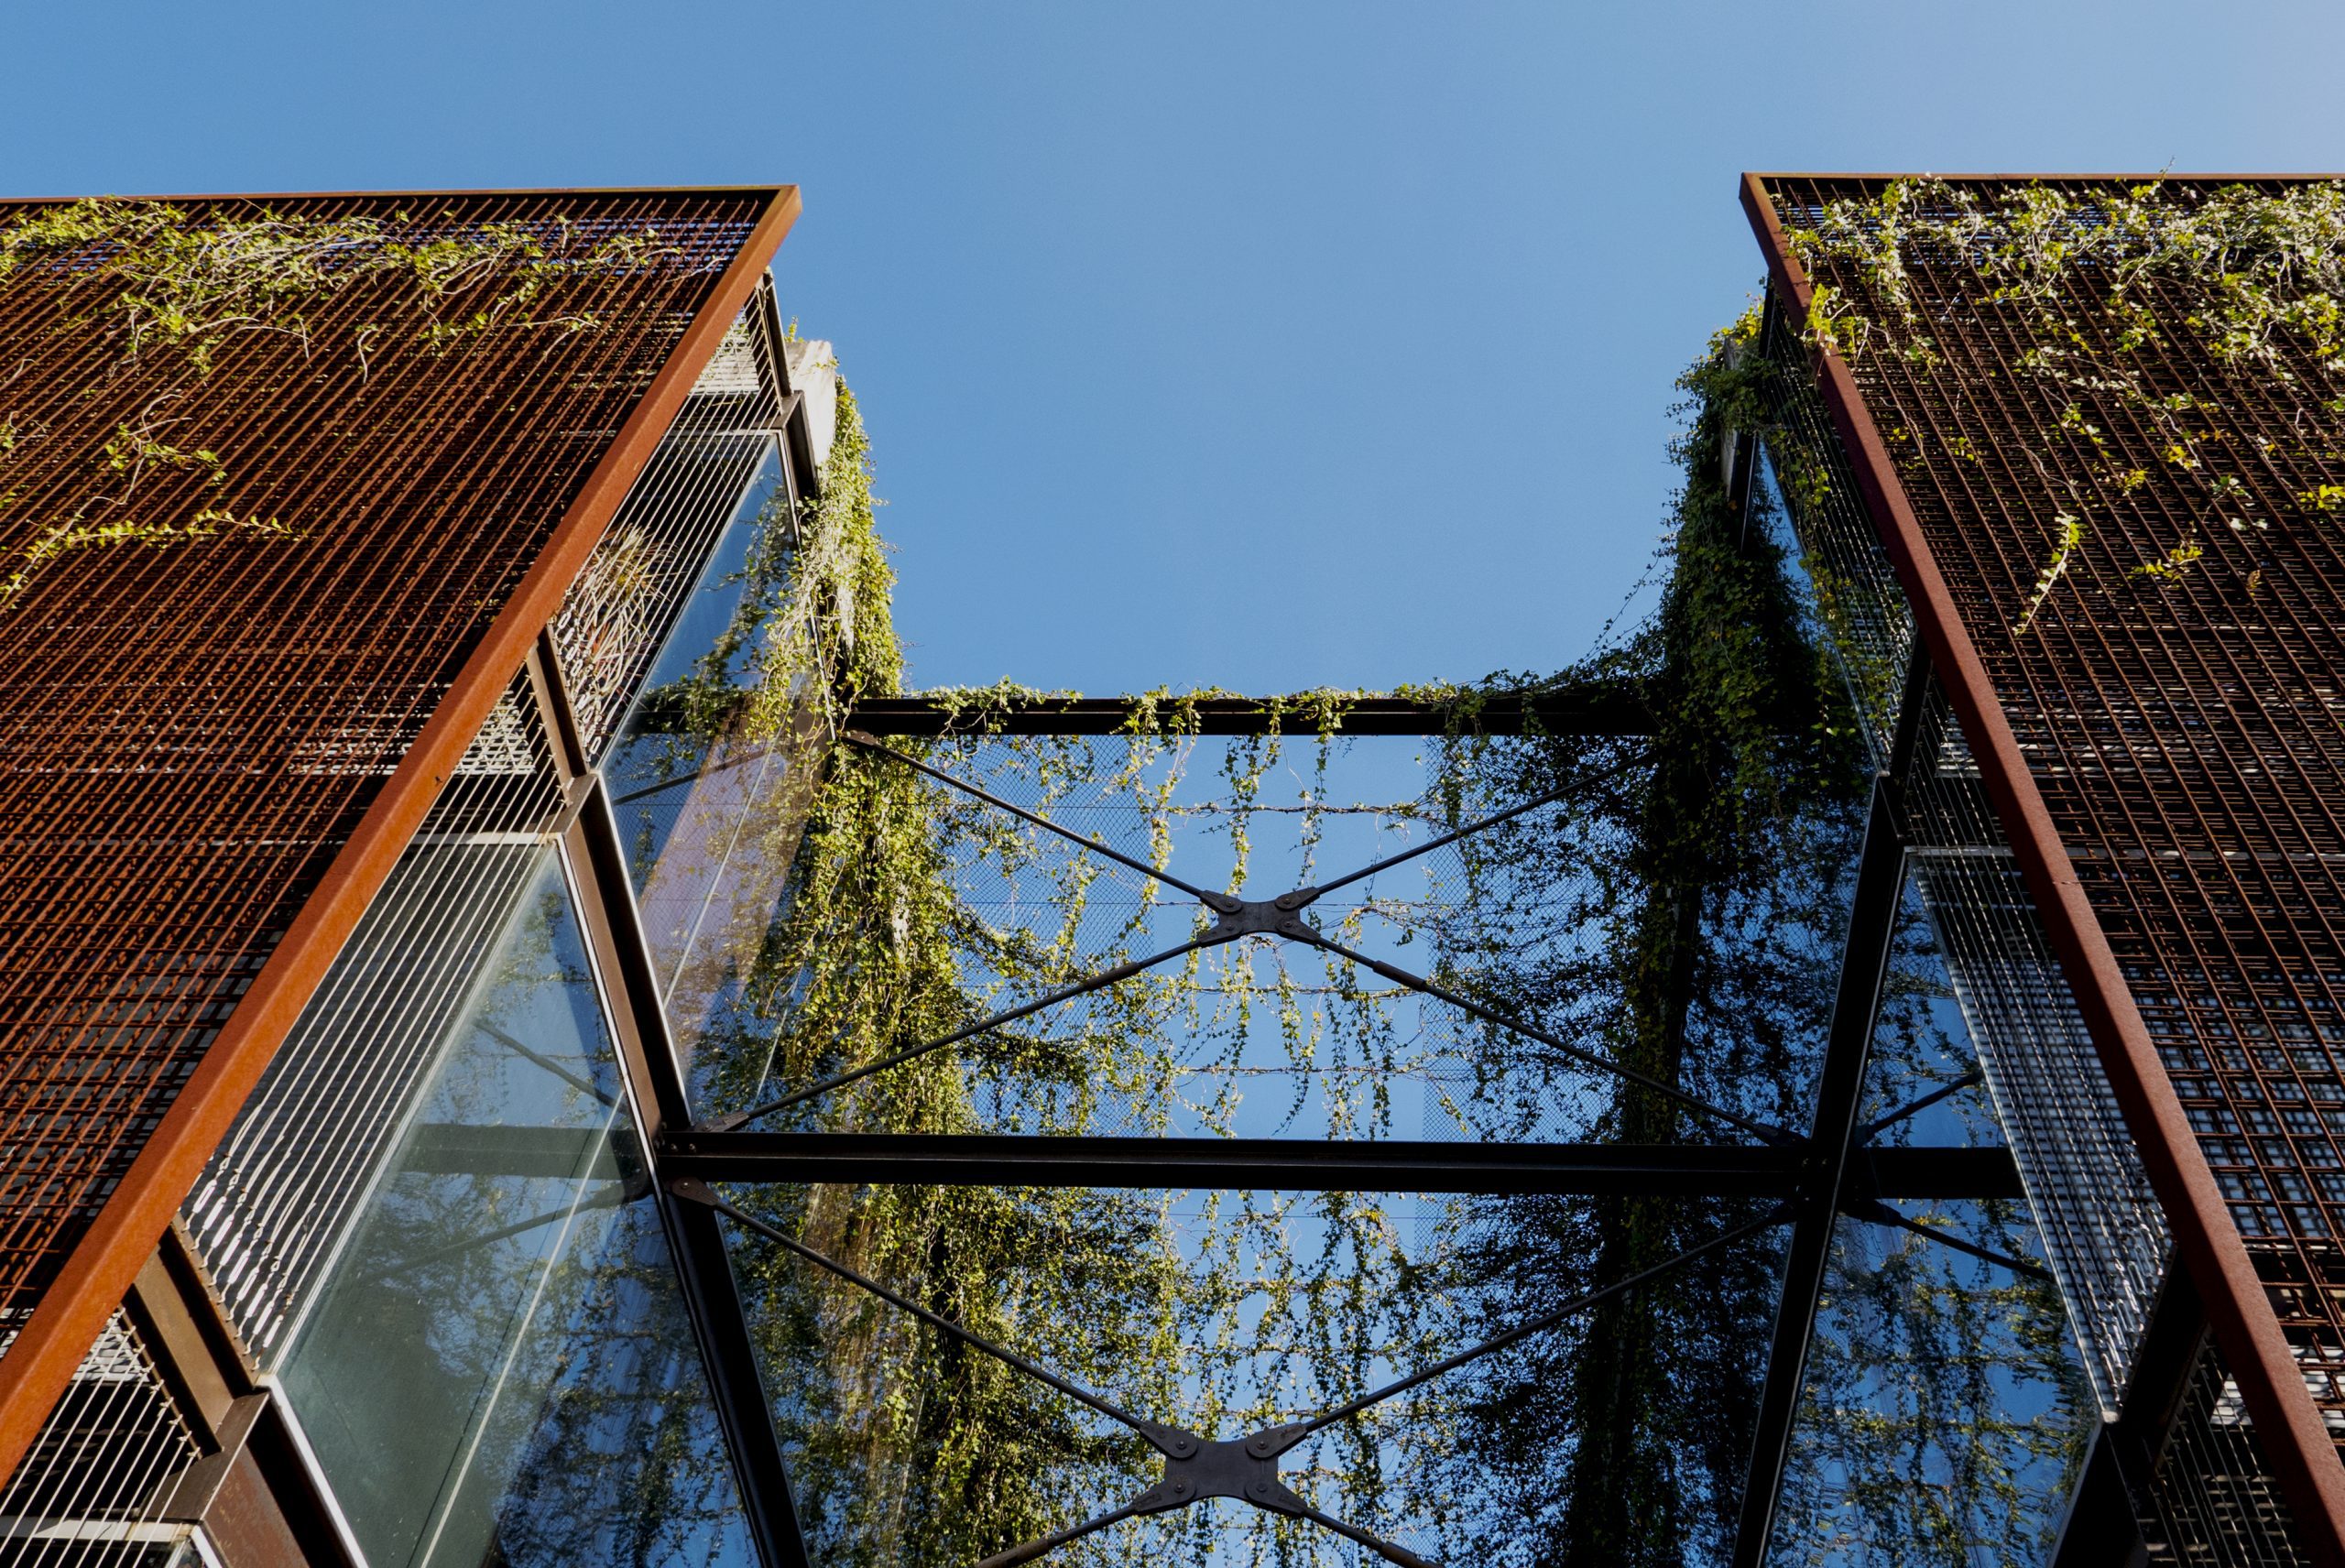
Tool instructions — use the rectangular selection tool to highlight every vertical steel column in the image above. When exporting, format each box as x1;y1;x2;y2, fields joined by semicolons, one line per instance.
1731;656;1925;1567
535;640;812;1568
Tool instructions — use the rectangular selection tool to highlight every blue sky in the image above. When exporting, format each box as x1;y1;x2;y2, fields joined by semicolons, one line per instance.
6;0;2338;693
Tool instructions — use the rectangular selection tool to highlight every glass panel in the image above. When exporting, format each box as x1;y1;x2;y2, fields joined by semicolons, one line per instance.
734;1179;1675;1567
597;441;833;1113
1772;1205;2091;1566
1771;884;2093;1563
278;851;757;1568
682;729;1667;1142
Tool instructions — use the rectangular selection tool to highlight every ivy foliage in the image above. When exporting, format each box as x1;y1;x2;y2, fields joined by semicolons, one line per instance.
1783;177;2345;633
619;324;2087;1563
0;197;668;604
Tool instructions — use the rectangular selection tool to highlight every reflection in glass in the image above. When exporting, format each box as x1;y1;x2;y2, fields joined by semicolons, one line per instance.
279;852;756;1568
1772;882;2091;1565
599;441;831;1114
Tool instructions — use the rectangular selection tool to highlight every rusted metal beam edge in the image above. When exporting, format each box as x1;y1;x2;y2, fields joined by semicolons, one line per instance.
0;186;805;1486
1741;170;2345;1563
1747;170;2345;186
0;183;793;207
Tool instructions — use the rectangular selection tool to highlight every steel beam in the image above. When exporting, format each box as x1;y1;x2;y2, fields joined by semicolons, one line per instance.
1731;771;1910;1568
656;1129;2019;1202
551;648;811;1568
842;689;1650;737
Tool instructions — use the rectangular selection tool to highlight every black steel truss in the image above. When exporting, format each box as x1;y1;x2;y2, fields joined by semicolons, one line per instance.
531;613;2034;1568
844;688;1652;737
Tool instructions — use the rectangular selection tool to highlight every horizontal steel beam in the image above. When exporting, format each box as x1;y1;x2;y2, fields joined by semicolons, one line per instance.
654;1130;2021;1201
844;689;1652;738
402;1123;611;1179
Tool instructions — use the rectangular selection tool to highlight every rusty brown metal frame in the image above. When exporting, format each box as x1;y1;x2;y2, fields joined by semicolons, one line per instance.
0;184;803;1490
1741;169;2345;1562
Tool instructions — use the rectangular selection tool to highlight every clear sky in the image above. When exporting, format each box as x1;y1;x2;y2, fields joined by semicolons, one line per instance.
4;1;2338;694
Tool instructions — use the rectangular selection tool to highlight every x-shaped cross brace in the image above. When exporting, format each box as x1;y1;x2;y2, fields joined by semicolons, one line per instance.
701;732;1786;1145
671;1177;1788;1568
668;733;2029;1563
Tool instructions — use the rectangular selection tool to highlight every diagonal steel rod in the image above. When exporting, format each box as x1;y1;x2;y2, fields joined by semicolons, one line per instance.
711;932;1222;1129
610;735;782;807
1294;930;1793;1144
1858;1067;1983;1143
358;1177;640;1285
484;1022;618;1107
843;731;1237;910
974;1497;1153;1568
1847;1199;2054;1282
1256;1206;1789;1453
1292;1503;1439;1568
1310;750;1644;900
675;1177;1189;1455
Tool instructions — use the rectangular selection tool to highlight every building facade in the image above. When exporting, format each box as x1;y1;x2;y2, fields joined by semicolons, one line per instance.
1745;171;2345;1565
0;186;812;1568
2;176;2341;1568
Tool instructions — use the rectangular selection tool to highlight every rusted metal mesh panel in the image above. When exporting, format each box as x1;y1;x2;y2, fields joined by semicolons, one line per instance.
1755;301;2170;1415
1771;172;2345;1480
0;191;761;1326
551;278;789;760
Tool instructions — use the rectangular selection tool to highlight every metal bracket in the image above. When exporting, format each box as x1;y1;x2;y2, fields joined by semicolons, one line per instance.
1205;890;1321;942
1138;1433;1304;1516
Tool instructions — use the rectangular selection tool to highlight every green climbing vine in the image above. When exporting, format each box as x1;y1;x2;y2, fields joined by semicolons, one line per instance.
608;320;2089;1567
1783;177;2345;633
0;197;666;606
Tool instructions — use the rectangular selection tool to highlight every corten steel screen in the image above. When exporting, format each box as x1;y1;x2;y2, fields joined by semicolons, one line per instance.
0;191;762;1340
1757;176;2345;1447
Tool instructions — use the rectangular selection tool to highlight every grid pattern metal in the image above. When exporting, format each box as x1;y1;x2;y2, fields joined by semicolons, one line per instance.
1767;172;2345;1442
1903;671;2172;1413
0;1312;202;1568
1755;305;2169;1415
0;190;761;1335
183;283;791;1367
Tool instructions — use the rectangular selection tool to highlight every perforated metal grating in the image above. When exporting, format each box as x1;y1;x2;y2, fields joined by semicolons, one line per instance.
0;189;761;1333
1768;173;2345;1437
